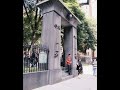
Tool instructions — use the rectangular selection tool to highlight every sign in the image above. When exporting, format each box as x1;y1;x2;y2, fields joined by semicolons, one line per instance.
39;51;47;63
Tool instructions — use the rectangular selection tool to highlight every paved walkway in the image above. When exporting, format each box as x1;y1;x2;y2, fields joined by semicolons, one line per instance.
83;65;93;75
33;65;97;90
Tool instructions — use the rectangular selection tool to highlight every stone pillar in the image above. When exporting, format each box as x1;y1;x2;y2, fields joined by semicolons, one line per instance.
71;27;78;76
64;26;77;76
41;11;62;84
64;26;73;65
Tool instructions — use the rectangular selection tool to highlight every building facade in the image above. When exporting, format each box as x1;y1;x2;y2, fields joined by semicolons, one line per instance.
77;0;97;58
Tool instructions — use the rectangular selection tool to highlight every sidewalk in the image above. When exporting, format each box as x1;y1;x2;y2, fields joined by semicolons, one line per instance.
83;65;95;75
33;65;97;90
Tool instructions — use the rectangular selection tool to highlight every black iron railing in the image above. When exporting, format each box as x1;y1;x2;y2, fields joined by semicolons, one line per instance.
23;45;49;73
23;59;48;73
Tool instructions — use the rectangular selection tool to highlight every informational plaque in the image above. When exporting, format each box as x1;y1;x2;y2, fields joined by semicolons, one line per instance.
39;51;47;63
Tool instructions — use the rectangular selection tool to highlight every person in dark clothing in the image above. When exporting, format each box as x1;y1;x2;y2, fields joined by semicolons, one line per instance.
24;51;30;67
30;50;37;67
76;59;83;75
35;52;39;63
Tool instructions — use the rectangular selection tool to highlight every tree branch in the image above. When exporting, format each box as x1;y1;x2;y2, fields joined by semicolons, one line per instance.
23;0;34;30
35;0;39;30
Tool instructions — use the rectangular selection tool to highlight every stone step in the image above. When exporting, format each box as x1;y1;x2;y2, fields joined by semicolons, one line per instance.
62;75;73;81
62;73;68;77
62;70;68;76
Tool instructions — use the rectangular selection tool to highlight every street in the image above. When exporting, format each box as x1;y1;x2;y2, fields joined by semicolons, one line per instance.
33;65;97;90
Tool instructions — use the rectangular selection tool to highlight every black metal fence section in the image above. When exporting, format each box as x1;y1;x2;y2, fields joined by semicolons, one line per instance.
23;45;49;73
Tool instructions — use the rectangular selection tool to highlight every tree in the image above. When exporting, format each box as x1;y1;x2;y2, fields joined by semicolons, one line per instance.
23;0;42;51
63;0;97;54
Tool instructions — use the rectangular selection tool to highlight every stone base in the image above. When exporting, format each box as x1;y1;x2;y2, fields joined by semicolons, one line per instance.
49;69;62;84
72;67;78;77
62;75;73;81
23;70;49;90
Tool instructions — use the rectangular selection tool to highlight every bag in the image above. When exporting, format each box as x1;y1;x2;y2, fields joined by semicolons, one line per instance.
76;67;78;70
76;65;79;70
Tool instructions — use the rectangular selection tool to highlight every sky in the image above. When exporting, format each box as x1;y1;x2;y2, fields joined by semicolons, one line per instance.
77;0;97;19
77;0;88;3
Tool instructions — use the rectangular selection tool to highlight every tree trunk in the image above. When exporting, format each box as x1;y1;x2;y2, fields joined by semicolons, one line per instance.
23;0;42;52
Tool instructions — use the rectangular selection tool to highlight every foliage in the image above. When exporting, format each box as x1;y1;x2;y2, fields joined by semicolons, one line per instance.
63;0;97;53
23;0;42;51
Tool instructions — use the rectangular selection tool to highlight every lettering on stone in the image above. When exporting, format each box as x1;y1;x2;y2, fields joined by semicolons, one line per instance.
54;24;60;30
75;54;77;59
54;43;59;58
74;36;77;39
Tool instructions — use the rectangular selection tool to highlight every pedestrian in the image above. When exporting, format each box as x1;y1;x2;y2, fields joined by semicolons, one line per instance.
66;54;72;75
30;49;36;67
76;58;83;75
92;58;97;76
24;51;30;67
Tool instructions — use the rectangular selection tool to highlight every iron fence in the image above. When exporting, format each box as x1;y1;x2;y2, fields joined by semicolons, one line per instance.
23;45;49;73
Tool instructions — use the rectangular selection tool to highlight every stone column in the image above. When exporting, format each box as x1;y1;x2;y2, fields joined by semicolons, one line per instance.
64;26;73;66
64;26;77;76
71;26;78;77
41;11;62;84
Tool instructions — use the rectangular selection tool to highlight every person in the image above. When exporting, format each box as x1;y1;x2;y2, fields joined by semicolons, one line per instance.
66;54;72;75
60;54;63;66
24;51;30;67
76;59;83;75
35;51;39;63
92;58;97;76
30;49;37;67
